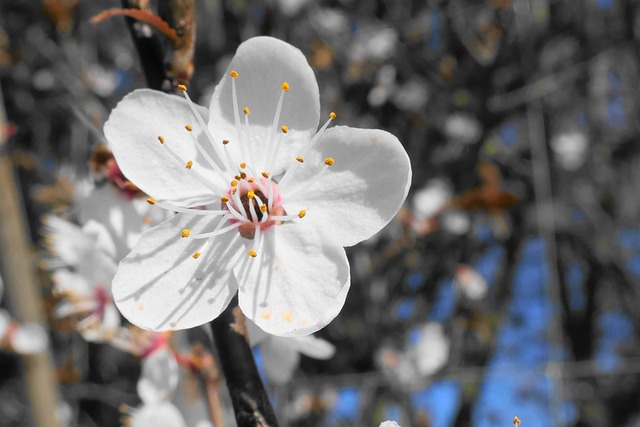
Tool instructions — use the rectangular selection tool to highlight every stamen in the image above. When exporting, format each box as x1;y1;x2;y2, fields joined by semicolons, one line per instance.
186;160;193;169
240;162;246;169
226;202;249;223
252;225;262;256
221;196;230;204
230;74;250;166
286;158;335;199
181;229;191;238
264;83;288;171
148;199;227;216
248;249;257;257
247;196;259;222
296;156;304;163
278;113;337;188
177;84;187;92
243;107;251;115
222;140;236;170
192;252;201;259
281;125;289;133
254;197;269;222
270;213;304;222
157;136;165;144
185;124;193;132
178;86;234;173
192;220;242;239
261;172;270;178
231;189;248;218
298;210;306;218
161;141;225;194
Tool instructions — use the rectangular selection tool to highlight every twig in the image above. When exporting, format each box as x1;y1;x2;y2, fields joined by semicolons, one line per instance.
210;296;279;427
120;0;169;91
0;88;61;427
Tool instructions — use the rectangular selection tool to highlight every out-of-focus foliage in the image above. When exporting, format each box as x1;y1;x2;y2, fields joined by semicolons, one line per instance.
2;0;640;426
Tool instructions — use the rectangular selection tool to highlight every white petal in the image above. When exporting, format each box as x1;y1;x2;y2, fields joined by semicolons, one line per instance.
52;269;93;297
10;324;48;354
0;310;10;339
79;185;170;261
283;126;411;247
105;89;222;206
261;337;300;385
236;221;350;337
208;37;320;174
112;214;242;331
130;401;186;427
138;347;180;404
380;421;401;427
288;335;336;360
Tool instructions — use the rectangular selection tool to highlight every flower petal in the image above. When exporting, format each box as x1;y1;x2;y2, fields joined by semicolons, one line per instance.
288;335;336;360
236;221;350;337
208;37;320;174
261;337;300;384
282;126;411;247
105;89;223;206
112;214;242;331
138;347;179;404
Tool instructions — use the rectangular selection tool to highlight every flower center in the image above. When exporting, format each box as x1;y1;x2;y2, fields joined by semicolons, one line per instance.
224;177;286;240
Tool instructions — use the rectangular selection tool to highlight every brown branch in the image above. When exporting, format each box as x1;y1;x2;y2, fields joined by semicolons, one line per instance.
90;8;178;43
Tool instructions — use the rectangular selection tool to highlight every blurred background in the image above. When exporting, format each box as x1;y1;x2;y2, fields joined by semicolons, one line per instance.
2;0;640;426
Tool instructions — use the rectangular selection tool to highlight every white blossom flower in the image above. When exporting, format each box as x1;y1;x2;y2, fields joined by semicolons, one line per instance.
247;319;335;384
104;37;411;336
43;216;120;341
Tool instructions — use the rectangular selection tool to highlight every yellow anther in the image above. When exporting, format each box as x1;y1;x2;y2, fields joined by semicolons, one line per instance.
177;84;187;92
296;156;304;163
243;107;251;115
260;205;267;213
240;172;247;179
329;112;337;120
235;175;241;180
185;124;193;132
229;70;239;78
232;188;237;195
247;177;255;183
281;125;289;134
324;157;335;166
231;179;239;187
240;162;246;169
181;229;191;238
223;139;230;145
221;196;230;204
281;82;290;91
298;210;306;218
261;171;270;178
186;160;193;169
157;135;165;144
247;190;255;199
513;417;521;426
192;252;201;259
248;249;257;257
147;197;156;205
